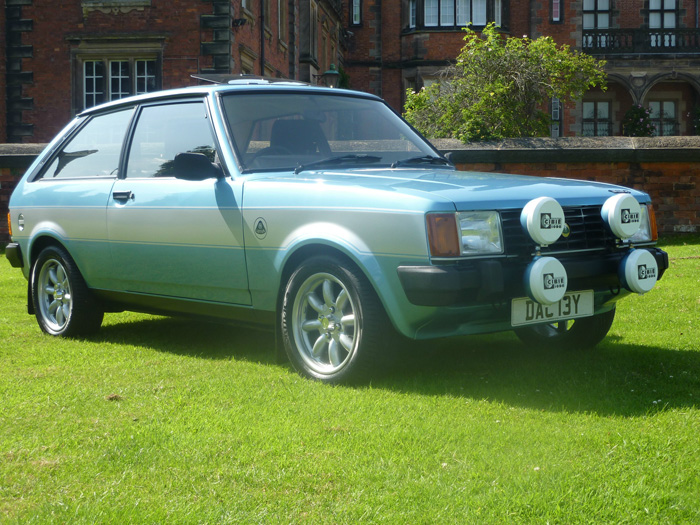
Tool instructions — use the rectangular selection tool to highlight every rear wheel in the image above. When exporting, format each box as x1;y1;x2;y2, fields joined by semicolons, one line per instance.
281;255;388;383
514;308;615;350
31;245;104;336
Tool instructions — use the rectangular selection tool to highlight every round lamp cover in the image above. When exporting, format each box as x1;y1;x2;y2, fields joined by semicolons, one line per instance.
520;197;565;246
619;249;659;294
524;256;568;305
601;193;642;239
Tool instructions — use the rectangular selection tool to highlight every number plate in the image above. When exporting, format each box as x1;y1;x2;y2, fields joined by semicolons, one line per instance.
511;290;594;327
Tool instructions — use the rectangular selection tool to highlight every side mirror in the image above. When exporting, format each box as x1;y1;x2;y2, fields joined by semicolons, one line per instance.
173;152;223;180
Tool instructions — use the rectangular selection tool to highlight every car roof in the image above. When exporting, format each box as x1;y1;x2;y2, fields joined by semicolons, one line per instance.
77;78;382;117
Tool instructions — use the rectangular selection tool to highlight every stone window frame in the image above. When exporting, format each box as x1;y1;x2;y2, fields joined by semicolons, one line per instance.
69;37;164;115
81;0;151;15
239;45;258;75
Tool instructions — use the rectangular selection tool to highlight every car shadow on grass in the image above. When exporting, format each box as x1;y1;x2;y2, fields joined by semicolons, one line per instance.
377;332;700;417
91;315;278;365
90;315;699;418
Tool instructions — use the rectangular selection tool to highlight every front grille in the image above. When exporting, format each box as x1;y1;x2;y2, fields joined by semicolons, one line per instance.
500;205;618;256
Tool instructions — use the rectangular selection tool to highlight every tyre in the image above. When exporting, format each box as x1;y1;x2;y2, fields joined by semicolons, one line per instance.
281;255;388;383
31;245;104;337
514;307;615;350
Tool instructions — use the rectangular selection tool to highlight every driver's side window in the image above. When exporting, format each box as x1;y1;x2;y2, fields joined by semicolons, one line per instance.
126;101;216;178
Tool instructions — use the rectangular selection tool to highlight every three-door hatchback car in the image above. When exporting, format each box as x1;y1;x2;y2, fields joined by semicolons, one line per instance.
6;79;668;383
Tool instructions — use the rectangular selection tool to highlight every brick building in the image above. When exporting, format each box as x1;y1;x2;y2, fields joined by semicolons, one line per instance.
343;0;700;137
1;0;345;143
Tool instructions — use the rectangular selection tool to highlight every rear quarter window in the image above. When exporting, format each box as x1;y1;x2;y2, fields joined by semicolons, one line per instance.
37;109;133;180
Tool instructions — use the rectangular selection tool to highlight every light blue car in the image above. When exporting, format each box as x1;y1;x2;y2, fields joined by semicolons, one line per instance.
5;80;668;383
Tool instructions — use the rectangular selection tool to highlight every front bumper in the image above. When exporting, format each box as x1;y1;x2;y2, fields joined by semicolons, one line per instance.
4;243;24;268
397;247;669;307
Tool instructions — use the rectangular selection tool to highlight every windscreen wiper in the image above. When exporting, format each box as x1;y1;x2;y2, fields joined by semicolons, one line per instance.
390;155;452;168
294;154;382;174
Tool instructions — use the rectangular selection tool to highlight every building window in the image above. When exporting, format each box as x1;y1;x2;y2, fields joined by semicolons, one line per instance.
81;57;158;110
649;100;678;135
278;0;288;40
650;0;677;47
425;0;438;26
409;0;417;27
351;0;361;25
551;97;561;137
84;61;105;109
551;0;562;22
583;0;610;48
135;60;156;95
419;0;500;28
582;101;611;136
263;0;271;29
310;1;319;60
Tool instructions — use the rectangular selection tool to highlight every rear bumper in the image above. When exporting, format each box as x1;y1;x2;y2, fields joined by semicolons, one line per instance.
5;243;24;268
398;247;669;307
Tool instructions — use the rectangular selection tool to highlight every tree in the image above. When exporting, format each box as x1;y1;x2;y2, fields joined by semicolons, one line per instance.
403;23;607;142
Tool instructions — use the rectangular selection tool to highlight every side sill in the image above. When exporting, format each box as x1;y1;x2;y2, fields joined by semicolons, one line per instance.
93;289;275;329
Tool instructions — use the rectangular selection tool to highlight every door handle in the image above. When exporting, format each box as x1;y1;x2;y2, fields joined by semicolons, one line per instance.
113;190;134;201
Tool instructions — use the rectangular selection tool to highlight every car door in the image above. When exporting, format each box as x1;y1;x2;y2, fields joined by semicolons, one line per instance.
107;98;250;305
23;108;135;291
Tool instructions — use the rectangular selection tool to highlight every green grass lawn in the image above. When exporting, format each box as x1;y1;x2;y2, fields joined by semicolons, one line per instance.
1;237;699;523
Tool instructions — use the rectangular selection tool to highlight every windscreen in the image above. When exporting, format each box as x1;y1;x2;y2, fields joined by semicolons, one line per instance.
220;92;438;172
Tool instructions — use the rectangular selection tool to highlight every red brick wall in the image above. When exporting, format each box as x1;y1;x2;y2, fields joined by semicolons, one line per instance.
8;1;294;144
452;160;700;235
21;1;211;142
616;0;644;27
0;6;6;144
531;0;577;45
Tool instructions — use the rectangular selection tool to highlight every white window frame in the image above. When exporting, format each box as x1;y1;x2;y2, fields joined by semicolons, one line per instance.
552;0;561;22
352;0;361;25
421;0;495;28
81;57;158;110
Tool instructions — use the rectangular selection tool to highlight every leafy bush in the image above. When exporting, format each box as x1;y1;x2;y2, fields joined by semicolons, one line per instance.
622;105;655;137
404;23;607;142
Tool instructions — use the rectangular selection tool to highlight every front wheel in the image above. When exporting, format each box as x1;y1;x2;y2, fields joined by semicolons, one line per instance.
281;255;388;383
514;308;615;350
31;245;104;337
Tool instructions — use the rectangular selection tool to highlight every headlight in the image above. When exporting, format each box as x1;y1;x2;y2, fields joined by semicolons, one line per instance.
427;211;504;257
457;211;504;256
626;204;658;244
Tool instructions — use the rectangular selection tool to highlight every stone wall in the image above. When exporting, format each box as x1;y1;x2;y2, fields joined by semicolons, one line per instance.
1;138;698;245
435;136;700;235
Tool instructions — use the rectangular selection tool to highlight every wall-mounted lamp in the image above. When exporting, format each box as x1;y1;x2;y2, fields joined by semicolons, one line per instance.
317;64;340;88
232;18;247;28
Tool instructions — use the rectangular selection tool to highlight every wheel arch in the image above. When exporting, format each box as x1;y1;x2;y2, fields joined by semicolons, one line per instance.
276;243;370;319
273;240;409;360
29;235;68;266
